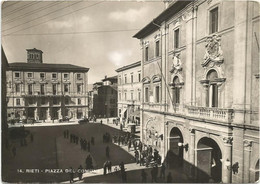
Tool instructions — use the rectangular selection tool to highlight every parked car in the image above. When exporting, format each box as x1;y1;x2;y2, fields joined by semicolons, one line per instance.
59;116;71;123
78;117;89;124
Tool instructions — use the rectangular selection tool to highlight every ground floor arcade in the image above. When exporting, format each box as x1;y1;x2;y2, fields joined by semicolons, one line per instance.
141;110;259;183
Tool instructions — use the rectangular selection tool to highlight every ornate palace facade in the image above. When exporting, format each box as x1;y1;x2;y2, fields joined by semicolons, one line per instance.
134;0;259;183
6;48;89;122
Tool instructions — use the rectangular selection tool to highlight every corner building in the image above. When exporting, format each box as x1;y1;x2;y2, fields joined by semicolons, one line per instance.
6;48;89;122
134;0;259;183
116;61;142;126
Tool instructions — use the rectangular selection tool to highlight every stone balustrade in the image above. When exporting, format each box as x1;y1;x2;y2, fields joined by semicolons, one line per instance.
185;105;234;123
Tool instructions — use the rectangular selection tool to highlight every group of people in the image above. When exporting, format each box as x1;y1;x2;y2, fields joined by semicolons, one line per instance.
63;129;95;152
103;160;112;175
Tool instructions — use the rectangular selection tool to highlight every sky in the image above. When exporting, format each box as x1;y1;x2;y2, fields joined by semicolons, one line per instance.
1;0;164;84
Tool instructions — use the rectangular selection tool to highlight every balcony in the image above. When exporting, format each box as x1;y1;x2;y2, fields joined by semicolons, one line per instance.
185;106;234;124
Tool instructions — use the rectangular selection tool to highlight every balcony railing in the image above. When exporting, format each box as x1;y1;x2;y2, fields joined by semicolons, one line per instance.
185;106;234;124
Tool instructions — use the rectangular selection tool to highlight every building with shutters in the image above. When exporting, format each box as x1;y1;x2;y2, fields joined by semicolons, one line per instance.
116;61;142;126
6;48;89;122
133;0;259;183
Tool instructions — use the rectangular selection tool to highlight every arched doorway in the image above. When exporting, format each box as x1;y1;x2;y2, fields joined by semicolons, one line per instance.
167;127;184;168
197;137;222;182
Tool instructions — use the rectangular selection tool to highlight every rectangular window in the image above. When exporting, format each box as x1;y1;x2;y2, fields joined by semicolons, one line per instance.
131;74;133;83
52;73;57;79
78;98;81;105
138;73;141;82
16;99;20;106
28;98;33;105
40;73;45;79
64;84;69;93
210;7;218;34
145;87;149;102
27;73;33;78
131;92;133;100
119;77;121;85
155;86;160;103
138;91;141;101
125;75;127;84
28;84;33;95
52;84;57;95
53;98;58;105
65;98;69;105
15;84;20;93
77;84;81;94
41;98;45;105
125;93;127;100
174;29;180;49
155;40;160;57
15;72;20;78
172;88;180;104
64;73;69;79
77;73;82;80
40;84;45;95
145;47;149;61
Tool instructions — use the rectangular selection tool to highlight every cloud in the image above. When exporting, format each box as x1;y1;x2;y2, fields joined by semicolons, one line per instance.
108;50;132;66
109;7;149;23
47;16;91;29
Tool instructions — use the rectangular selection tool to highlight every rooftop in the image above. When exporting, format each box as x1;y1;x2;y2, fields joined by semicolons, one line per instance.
133;0;191;39
115;61;141;72
7;62;89;72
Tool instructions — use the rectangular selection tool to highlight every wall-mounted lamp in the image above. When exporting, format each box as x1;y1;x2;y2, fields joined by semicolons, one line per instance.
178;142;189;151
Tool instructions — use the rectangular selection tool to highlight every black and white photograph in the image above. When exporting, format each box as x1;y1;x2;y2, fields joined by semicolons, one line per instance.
1;0;259;183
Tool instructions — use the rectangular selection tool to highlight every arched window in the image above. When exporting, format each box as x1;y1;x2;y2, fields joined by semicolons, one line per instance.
172;76;180;104
206;70;218;107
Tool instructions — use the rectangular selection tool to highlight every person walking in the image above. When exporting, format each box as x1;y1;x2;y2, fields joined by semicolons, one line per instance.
107;160;112;173
103;161;107;175
100;120;103;125
78;165;83;181
141;169;147;183
69;167;74;183
106;146;110;158
167;172;172;183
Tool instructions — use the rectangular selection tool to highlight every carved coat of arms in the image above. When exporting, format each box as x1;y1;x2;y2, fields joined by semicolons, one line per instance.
202;34;224;67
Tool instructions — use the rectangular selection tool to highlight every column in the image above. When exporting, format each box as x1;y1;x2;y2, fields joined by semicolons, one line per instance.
184;10;193;106
189;128;195;178
192;5;198;105
232;1;249;124
243;140;252;183
222;136;233;183
34;108;39;121
47;108;51;121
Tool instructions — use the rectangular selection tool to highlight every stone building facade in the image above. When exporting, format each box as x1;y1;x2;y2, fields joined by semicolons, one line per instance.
6;48;89;122
116;61;142;126
92;76;118;118
134;0;259;183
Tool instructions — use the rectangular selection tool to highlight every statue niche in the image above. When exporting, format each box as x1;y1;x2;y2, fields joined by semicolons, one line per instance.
170;52;182;74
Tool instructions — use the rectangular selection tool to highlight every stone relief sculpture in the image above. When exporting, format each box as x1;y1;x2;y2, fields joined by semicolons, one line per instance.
202;34;224;68
170;52;182;74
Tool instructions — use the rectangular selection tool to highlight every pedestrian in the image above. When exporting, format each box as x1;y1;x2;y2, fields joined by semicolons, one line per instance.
30;133;34;142
12;146;16;157
160;163;166;179
167;172;172;183
128;140;131;151
103;161;107;175
101;120;103;125
106;146;110;158
141;169;147;183
69;167;74;183
107;118;109;123
78;165;83;180
107;160;112;173
119;161;125;171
